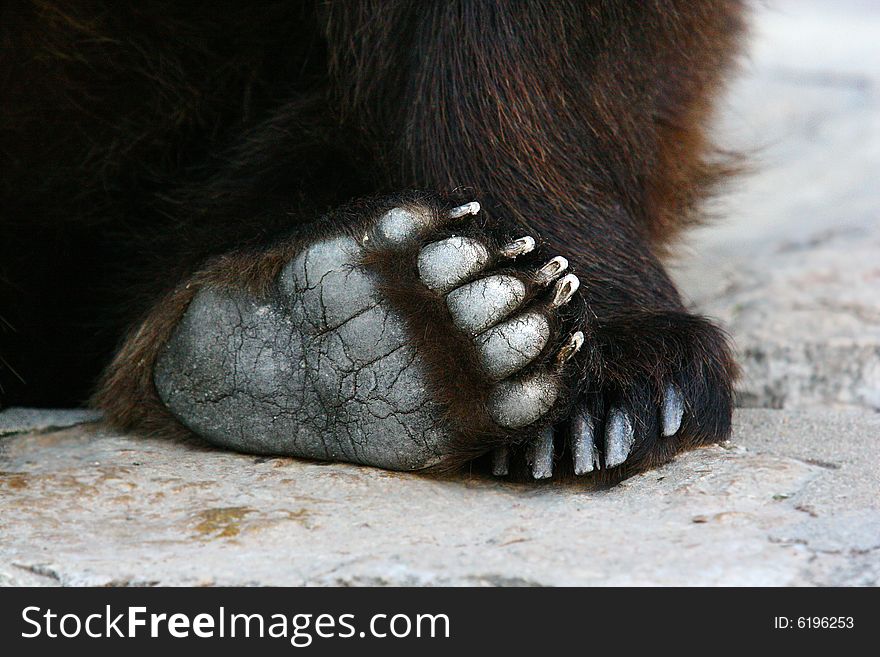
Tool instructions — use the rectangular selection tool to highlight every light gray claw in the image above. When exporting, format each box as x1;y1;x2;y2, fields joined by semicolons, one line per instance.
446;274;527;335
488;371;559;429
499;236;536;259
529;427;555;479
492;446;510;476
535;256;569;285
448;201;481;219
475;312;550;380
374;206;433;246
661;384;684;437
604;407;635;468
418;236;490;293
555;330;584;365
570;408;600;475
549;273;580;309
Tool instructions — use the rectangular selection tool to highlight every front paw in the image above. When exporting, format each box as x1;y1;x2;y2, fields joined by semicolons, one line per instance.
527;309;738;484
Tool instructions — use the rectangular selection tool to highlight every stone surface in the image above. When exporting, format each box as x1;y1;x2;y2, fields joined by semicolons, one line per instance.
0;408;102;437
1;409;877;586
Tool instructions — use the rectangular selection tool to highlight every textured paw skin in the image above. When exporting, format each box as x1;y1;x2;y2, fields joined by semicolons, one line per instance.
154;195;584;472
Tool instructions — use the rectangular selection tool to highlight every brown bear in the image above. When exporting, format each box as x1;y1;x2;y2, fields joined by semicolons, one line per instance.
0;1;745;484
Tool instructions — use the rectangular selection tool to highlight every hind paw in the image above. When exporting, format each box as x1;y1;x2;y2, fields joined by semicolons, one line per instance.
154;196;585;472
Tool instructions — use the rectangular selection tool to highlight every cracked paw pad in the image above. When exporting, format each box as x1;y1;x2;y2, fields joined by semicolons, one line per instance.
156;229;455;471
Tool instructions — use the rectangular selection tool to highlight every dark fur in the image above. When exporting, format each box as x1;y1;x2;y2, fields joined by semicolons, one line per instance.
1;1;745;483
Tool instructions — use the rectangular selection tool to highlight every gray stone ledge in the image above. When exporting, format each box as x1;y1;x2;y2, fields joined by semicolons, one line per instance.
1;408;877;586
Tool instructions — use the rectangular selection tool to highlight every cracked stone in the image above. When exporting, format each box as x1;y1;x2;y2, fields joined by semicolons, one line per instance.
1;408;877;586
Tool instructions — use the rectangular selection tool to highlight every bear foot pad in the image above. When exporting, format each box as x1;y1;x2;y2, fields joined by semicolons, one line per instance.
155;200;582;472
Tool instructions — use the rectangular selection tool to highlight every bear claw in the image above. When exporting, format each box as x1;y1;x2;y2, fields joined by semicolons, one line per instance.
491;446;511;476
528;426;555;479
448;201;481;219
661;384;684;437
499;236;537;259
604;407;635;468
535;256;569;285
549;273;580;309
571;407;600;476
